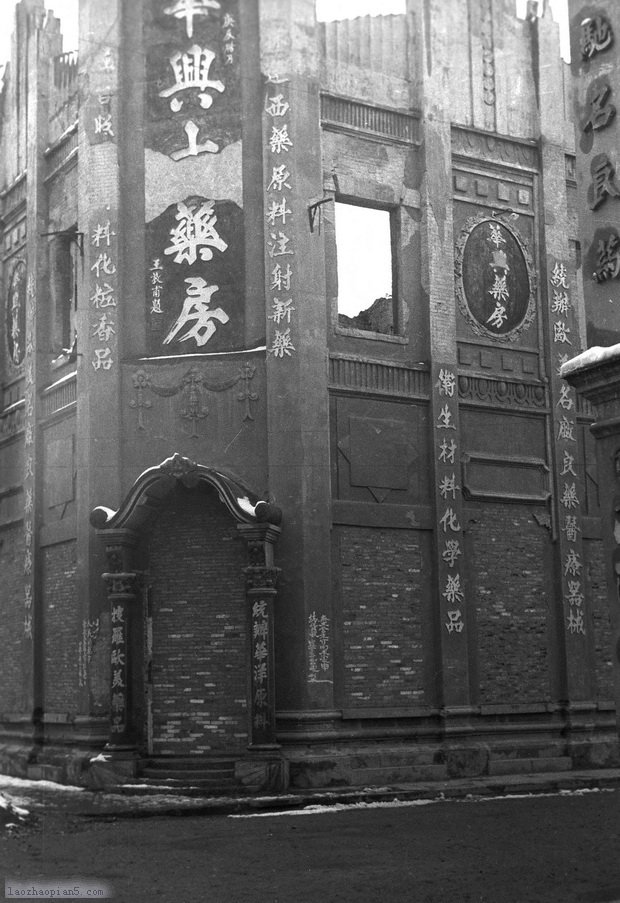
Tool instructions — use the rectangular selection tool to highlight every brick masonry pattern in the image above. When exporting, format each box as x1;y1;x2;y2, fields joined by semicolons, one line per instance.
145;485;248;755
0;525;26;712
339;526;428;708
467;504;551;705
585;538;615;702
42;540;78;712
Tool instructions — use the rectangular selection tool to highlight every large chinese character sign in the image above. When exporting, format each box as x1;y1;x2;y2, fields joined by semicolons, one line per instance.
146;0;240;159
146;196;244;354
455;215;536;342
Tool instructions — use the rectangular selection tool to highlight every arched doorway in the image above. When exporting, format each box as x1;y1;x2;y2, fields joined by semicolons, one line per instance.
91;454;282;778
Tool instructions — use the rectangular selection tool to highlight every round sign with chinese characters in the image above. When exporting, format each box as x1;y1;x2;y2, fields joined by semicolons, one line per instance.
5;259;26;367
455;216;536;342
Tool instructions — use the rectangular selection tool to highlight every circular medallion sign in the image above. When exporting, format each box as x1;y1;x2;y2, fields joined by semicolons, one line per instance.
455;216;535;342
6;259;26;367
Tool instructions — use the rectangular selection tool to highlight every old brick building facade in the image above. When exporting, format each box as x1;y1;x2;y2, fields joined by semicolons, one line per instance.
0;0;618;790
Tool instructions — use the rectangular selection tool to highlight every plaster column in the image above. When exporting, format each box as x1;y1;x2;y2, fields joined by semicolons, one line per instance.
563;350;620;747
537;8;594;721
259;0;335;717
75;0;124;729
22;0;57;733
418;0;472;726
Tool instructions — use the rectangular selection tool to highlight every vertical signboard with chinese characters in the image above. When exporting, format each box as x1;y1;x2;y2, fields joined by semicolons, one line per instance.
263;78;297;362
76;0;124;725
109;598;129;739
145;0;245;356
571;3;620;345
432;365;467;648
548;260;588;645
89;213;119;374
249;596;275;745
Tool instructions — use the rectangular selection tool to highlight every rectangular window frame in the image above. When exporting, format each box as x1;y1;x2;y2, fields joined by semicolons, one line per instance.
331;195;407;344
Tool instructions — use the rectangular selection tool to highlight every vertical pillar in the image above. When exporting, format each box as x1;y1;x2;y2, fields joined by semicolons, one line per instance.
259;0;334;714
537;9;594;718
418;0;472;724
239;523;281;748
75;0;123;727
562;357;620;740
23;0;54;730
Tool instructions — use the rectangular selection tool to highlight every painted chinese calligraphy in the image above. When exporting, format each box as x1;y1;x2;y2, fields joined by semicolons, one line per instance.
110;602;127;735
90;212;118;372
264;77;297;361
163;277;229;346
455;215;535;342
433;365;465;635
580;14;613;61
163;0;221;39
153;0;239;160
550;258;586;636
159;45;225;112
251;599;271;735
221;11;236;64
149;258;164;313
308;611;330;682
164;199;227;265
587;154;620;210
582;79;616;134
486;236;510;330
593;230;620;283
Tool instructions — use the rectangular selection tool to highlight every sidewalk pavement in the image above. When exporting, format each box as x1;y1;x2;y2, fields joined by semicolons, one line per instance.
3;767;620;821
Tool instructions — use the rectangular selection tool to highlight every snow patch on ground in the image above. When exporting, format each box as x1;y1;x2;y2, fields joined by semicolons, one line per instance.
230;787;614;818
0;775;84;792
1;791;31;829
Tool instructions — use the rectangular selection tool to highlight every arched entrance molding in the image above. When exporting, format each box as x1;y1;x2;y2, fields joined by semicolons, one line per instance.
90;453;282;756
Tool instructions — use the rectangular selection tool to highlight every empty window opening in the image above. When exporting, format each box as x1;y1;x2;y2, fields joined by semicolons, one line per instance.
335;201;395;334
50;228;79;359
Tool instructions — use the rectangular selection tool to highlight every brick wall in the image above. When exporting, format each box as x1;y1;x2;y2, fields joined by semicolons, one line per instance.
0;525;26;712
42;540;78;712
145;484;248;755
338;526;429;708
584;539;615;702
466;504;552;705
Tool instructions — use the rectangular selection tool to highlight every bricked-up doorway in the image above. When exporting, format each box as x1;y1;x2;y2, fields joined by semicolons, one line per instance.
141;483;248;756
91;453;282;766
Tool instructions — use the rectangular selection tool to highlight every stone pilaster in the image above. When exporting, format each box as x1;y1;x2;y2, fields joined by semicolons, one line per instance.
418;0;472;721
238;522;280;748
562;351;620;739
259;0;334;714
23;2;55;725
76;0;123;721
537;9;594;712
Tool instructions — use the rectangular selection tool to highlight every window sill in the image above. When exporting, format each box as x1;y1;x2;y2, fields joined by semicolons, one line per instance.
334;325;408;344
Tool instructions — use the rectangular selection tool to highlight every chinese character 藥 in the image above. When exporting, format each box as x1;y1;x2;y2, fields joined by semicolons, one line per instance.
165;199;227;265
